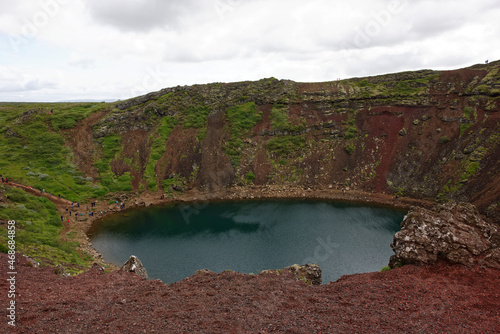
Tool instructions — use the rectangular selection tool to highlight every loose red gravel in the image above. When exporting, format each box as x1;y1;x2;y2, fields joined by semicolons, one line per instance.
1;253;499;333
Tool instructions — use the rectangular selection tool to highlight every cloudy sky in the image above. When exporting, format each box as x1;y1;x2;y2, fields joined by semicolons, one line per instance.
0;0;499;102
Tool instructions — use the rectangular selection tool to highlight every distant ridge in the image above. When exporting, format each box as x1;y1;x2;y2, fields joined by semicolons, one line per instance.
57;99;119;103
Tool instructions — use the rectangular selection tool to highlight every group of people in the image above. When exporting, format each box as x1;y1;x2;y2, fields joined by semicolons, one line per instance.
64;201;100;227
114;200;125;210
0;174;8;183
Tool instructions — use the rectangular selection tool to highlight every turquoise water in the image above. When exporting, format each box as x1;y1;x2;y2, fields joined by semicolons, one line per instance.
87;200;404;283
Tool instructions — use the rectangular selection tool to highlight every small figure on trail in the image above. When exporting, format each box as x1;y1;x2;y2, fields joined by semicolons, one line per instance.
60;216;63;221
69;210;72;216
5;177;8;183
67;219;70;227
66;208;68;212
485;60;489;64
77;202;80;208
71;202;74;208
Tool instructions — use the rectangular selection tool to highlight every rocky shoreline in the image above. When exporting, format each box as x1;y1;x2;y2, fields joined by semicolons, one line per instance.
72;185;435;268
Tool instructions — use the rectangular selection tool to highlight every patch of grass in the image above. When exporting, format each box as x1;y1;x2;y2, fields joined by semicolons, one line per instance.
0;105;106;202
344;142;356;155
380;266;391;272
245;171;255;183
270;105;291;132
269;104;306;133
225;102;262;166
50;103;104;130
95;134;122;173
183;105;210;129
460;161;480;182
357;79;376;88
460;123;473;136
161;175;184;193
0;186;91;271
266;136;306;157
144;116;177;191
439;136;450;144
94;134;133;192
344;126;357;140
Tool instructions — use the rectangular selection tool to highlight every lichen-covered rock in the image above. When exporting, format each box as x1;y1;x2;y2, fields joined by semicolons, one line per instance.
389;202;499;268
121;255;148;279
284;264;322;285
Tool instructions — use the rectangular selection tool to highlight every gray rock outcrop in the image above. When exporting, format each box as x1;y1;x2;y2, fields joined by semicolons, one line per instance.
389;202;499;268
121;255;148;279
284;264;322;285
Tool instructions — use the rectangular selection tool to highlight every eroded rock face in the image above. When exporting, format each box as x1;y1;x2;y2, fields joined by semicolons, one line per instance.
389;202;499;268
121;255;148;279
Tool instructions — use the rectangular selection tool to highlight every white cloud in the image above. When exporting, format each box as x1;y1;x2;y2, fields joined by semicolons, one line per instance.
0;0;499;101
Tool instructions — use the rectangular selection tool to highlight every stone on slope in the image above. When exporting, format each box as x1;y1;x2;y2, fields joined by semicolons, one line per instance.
121;255;148;279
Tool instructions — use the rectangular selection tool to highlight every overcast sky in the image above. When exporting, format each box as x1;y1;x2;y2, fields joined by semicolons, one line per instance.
0;0;499;102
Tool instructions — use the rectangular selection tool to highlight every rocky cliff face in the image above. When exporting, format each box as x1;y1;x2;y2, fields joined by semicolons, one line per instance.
62;61;500;214
389;202;500;268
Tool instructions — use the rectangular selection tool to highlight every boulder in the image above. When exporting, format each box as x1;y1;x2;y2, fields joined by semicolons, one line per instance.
24;255;40;268
121;255;148;279
389;202;499;268
54;264;70;278
284;264;322;285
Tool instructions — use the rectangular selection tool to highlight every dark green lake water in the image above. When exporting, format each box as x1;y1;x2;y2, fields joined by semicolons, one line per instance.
88;200;404;283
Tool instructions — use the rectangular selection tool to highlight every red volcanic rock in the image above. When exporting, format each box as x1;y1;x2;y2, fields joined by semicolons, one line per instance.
1;253;499;333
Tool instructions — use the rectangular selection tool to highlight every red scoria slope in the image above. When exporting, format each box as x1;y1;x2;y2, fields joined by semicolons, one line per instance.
1;253;499;333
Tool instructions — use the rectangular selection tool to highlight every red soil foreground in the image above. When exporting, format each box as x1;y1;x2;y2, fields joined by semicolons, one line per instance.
1;253;499;333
